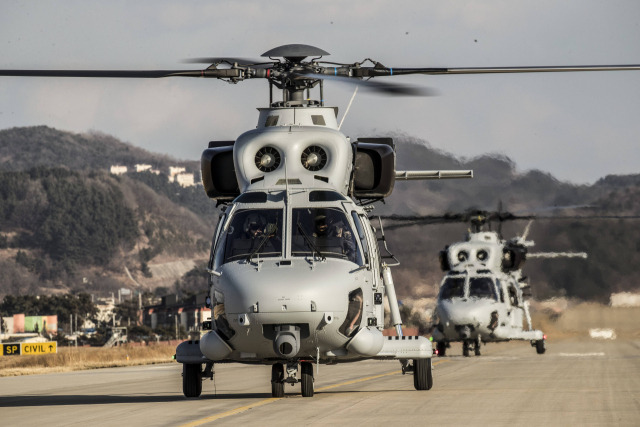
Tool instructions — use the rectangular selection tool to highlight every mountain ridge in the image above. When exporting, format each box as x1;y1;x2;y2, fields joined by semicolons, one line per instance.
0;125;637;302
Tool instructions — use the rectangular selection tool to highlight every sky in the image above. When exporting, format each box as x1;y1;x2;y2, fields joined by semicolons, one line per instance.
0;0;639;184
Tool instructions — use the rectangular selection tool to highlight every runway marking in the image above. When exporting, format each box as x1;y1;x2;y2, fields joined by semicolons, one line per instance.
178;398;281;426
315;369;401;392
180;359;448;426
558;352;605;357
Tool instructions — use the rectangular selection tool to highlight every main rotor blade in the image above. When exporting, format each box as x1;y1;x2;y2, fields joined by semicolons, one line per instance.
0;69;243;78
348;64;640;77
300;73;437;96
184;57;272;68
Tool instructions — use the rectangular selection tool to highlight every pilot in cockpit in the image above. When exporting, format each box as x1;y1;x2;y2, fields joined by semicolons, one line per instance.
244;213;266;239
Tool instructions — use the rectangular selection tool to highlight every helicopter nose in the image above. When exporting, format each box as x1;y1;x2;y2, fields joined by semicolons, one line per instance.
439;301;482;329
456;324;472;339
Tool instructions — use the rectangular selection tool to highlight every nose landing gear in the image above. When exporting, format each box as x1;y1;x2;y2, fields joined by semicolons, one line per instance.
270;361;315;397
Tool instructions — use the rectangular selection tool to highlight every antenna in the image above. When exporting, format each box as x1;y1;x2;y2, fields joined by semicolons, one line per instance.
338;86;359;130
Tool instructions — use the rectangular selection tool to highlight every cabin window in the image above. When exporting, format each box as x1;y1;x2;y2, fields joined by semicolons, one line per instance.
439;277;465;300
209;213;226;270
351;212;370;265
496;279;505;303
311;115;326;126
309;190;346;202
469;277;499;301
265;115;279;127
235;192;268;204
508;283;519;306
222;209;283;263
291;207;360;263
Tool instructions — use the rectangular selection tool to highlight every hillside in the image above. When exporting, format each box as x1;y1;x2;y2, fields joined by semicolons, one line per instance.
385;137;640;302
0;126;638;302
0;126;196;173
0;127;217;297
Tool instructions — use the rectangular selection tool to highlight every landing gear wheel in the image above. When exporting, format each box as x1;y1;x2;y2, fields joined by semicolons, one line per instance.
462;341;471;357
413;358;433;390
182;363;202;398
436;341;446;357
536;340;546;354
271;363;285;397
300;362;314;397
474;341;481;356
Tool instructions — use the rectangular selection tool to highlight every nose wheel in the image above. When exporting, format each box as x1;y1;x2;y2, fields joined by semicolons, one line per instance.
271;361;315;397
462;341;471;357
300;361;314;397
271;363;285;397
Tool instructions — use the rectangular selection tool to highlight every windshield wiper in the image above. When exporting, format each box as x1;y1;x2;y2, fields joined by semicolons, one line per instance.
247;223;278;262
297;223;326;261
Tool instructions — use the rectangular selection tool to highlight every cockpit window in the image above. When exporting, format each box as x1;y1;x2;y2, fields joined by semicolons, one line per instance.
439;277;465;300
222;209;283;263
291;207;360;263
469;277;498;301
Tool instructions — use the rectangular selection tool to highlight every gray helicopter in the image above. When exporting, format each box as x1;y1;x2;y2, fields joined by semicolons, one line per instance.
2;44;638;397
385;211;587;357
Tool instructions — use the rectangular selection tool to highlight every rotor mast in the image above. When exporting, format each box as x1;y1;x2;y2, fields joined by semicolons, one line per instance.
260;44;329;107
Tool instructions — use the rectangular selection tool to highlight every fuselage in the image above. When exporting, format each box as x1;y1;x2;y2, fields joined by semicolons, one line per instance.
200;106;391;363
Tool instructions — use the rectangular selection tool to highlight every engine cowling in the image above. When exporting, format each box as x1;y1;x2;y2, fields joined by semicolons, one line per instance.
201;141;240;201
350;138;396;199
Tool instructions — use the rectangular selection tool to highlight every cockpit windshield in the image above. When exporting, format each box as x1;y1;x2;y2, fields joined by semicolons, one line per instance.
469;277;499;301
222;209;283;263
439;277;465;300
291;207;360;263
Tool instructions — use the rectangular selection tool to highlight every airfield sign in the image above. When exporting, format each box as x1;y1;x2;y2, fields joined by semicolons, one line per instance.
1;341;57;356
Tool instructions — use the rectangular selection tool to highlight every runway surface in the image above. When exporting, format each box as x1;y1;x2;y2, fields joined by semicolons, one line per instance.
1;338;639;426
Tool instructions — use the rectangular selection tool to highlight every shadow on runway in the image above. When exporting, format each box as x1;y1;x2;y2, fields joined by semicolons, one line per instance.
0;392;273;407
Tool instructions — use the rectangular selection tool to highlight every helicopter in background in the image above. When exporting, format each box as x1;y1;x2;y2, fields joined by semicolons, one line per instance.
384;210;587;356
1;44;638;397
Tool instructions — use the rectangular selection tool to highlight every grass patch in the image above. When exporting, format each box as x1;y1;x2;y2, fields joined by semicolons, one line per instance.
0;344;177;377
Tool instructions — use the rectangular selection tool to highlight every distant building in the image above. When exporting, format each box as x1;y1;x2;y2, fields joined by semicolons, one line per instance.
169;166;186;178
110;165;128;175
143;294;210;333
610;292;640;307
1;314;58;334
174;173;195;187
94;297;116;325
135;164;152;172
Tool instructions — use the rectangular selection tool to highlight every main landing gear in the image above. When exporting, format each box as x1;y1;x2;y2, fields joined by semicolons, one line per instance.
182;362;213;398
271;361;315;397
402;359;434;391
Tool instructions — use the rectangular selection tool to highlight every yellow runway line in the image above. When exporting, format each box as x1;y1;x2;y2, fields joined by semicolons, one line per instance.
179;398;282;426
180;359;449;426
